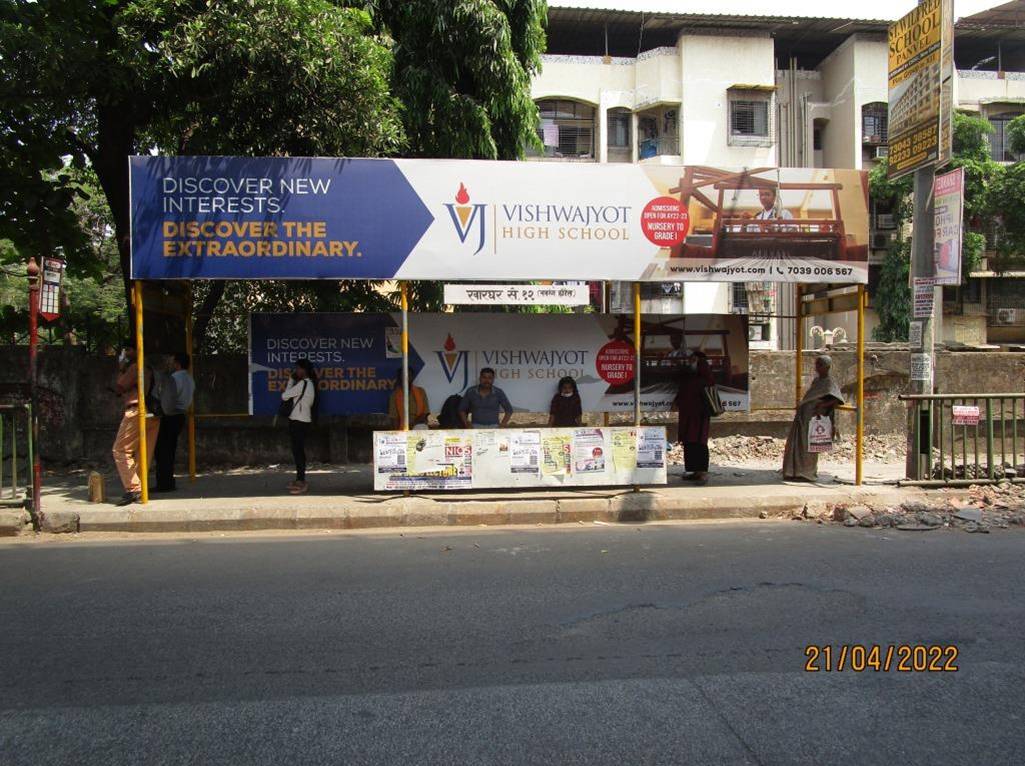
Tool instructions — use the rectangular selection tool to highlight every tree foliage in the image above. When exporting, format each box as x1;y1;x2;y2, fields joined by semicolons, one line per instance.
366;0;546;160
869;112;1016;341
2;0;548;352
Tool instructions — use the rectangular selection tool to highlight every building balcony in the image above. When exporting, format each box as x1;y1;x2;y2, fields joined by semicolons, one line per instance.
639;136;679;159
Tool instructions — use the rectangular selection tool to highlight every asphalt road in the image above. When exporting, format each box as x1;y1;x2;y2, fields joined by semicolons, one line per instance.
2;522;1024;765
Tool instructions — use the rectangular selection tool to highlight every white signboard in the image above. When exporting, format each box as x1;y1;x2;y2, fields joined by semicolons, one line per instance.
933;167;964;286
444;283;589;306
952;405;980;426
913;279;935;319
373;426;667;491
909;320;924;349
910;353;932;382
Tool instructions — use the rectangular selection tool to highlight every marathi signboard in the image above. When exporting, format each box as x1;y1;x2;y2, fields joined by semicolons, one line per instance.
443;283;590;306
933;167;964;285
249;312;749;417
373;425;667;491
887;0;954;179
131;157;870;284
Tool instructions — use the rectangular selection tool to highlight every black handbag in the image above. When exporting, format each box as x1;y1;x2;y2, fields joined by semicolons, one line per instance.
277;380;306;420
145;372;164;417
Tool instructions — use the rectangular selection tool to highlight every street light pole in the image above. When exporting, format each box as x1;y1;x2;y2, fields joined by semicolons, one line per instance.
26;257;42;521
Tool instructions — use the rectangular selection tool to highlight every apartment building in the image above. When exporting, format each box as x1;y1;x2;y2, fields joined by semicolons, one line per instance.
528;1;1025;349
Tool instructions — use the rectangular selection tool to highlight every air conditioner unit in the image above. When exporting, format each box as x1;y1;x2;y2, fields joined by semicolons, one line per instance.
875;146;889;159
876;213;896;230
994;308;1018;325
871;232;894;250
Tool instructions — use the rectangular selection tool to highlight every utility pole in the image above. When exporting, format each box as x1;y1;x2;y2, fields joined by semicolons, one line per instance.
26;257;42;522
906;168;937;480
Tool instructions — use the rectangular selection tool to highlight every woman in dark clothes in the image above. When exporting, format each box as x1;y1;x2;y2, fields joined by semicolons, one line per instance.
675;350;715;484
548;376;582;427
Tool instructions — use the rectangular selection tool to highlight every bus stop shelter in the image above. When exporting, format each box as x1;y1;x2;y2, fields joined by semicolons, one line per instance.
127;157;871;502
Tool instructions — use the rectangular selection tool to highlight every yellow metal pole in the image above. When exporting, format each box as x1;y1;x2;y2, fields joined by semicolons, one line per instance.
133;281;149;504
185;282;196;481
794;284;803;410
856;285;865;486
633;282;642;427
400;281;410;431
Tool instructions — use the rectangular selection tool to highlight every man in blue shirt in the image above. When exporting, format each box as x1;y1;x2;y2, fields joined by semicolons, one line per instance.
458;368;513;428
154;352;196;492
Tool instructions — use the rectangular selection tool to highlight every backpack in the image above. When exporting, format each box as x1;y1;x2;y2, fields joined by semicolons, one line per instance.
437;394;463;429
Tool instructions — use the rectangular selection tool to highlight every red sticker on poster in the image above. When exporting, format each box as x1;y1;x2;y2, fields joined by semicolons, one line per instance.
596;340;635;385
641;196;690;247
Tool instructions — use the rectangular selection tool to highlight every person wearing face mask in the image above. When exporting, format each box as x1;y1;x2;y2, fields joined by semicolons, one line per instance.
110;340;160;505
548;376;582;427
674;349;715;484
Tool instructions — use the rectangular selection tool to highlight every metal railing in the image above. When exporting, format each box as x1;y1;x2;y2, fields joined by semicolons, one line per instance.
900;394;1025;486
0;404;34;506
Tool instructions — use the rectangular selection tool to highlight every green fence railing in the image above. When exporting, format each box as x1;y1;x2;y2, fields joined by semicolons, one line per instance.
900;393;1025;486
0;404;33;507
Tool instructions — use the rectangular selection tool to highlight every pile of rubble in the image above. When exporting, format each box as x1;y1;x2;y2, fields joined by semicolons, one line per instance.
787;481;1025;532
668;433;908;465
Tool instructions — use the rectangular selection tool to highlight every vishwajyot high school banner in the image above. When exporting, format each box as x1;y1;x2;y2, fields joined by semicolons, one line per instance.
248;312;749;417
131;157;870;284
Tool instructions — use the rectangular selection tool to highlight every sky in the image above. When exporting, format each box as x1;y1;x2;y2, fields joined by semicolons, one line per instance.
548;1;1013;22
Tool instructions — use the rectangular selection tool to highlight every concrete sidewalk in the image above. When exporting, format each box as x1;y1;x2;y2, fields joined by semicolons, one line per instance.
1;459;928;535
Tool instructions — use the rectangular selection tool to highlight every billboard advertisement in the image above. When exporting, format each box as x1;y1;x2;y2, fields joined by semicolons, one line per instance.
131;156;869;284
887;0;954;179
933;167;964;285
249;312;749;417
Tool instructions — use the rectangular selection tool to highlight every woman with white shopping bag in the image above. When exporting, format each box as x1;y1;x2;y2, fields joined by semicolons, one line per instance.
782;354;844;482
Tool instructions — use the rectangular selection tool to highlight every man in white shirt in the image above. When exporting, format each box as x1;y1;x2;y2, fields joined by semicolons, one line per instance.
744;187;794;232
153;352;196;493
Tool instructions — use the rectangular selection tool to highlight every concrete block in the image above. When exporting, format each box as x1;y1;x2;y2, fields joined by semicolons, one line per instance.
40;510;80;534
0;509;32;536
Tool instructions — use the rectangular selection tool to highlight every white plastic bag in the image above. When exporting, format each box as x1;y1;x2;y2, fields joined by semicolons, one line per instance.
808;415;833;453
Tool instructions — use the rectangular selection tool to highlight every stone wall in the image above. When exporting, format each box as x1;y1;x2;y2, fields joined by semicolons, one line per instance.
2;345;1023;466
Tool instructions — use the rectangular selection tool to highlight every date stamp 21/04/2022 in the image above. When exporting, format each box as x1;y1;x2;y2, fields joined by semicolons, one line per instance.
804;645;959;672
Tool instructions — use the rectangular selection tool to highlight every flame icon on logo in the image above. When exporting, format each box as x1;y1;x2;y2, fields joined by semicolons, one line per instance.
454;184;472;227
442;333;459;370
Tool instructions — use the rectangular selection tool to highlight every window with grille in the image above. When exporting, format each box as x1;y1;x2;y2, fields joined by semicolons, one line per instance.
731;283;749;314
987;278;1025;314
988;111;1025;163
532;99;596;159
861;103;888;144
728;90;773;147
608;109;631;148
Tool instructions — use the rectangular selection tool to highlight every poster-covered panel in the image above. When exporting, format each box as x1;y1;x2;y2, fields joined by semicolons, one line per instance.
131;156;868;284
249;312;749;416
373;426;667;491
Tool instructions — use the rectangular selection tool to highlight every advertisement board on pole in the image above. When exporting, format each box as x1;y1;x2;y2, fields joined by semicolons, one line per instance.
933;166;964;285
249;312;750;417
887;0;953;179
131;156;869;284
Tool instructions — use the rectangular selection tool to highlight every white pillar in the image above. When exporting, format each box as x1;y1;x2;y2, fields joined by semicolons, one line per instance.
598;101;609;163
